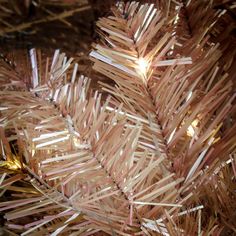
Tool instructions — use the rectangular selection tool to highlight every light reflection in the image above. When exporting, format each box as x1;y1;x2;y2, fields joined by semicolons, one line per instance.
187;119;199;137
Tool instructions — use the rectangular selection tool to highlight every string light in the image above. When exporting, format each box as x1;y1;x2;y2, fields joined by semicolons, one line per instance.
8;162;20;170
136;58;149;75
0;158;21;170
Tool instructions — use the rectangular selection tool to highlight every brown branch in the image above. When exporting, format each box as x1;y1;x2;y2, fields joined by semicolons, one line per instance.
0;5;91;36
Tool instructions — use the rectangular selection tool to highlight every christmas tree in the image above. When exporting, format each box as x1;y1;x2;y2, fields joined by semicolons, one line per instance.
0;1;235;235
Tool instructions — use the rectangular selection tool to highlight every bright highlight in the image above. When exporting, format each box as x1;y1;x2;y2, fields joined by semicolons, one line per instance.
137;58;148;75
187;119;199;137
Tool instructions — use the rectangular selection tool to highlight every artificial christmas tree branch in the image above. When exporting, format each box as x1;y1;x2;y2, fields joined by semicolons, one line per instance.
91;1;235;181
1;1;236;235
0;51;136;234
90;1;236;234
1;48;184;235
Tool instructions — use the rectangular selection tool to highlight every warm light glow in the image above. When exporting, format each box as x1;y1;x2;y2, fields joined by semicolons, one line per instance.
9;163;20;170
0;158;21;170
137;58;148;75
73;137;81;148
187;119;199;137
72;137;91;149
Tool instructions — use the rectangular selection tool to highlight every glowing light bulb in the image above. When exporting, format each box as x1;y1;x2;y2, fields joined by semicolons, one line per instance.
1;158;21;170
137;58;148;75
187;119;199;137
